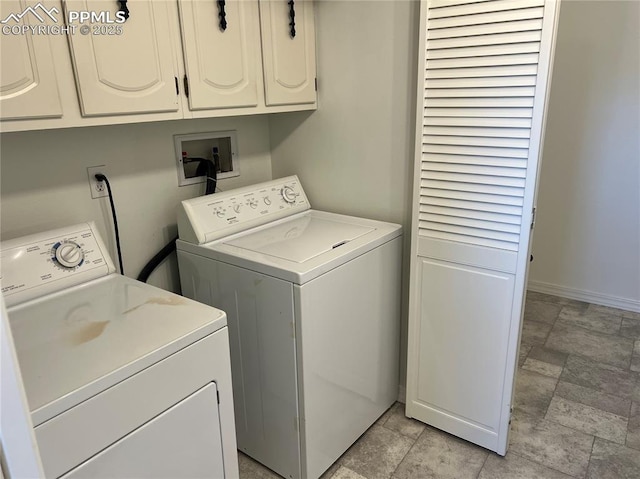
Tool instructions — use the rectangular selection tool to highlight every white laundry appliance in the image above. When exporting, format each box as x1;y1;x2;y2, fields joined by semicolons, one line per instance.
1;222;238;478
176;176;402;479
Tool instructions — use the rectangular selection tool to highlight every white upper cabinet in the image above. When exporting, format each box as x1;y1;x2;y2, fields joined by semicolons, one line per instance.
178;0;259;111
65;0;180;116
0;0;317;131
259;0;316;106
0;0;63;120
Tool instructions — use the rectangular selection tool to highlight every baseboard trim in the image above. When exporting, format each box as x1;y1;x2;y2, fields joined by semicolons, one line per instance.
527;280;640;313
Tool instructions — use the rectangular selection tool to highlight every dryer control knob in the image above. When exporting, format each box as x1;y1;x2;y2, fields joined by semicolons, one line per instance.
281;186;297;204
233;204;241;214
53;241;84;269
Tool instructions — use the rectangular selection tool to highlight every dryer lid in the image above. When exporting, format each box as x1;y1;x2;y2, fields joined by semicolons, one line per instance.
224;215;375;263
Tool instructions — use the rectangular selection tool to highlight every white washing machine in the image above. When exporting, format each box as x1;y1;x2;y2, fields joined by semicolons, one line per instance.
176;176;402;479
1;222;239;478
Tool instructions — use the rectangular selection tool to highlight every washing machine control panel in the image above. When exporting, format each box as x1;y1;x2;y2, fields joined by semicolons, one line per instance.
0;222;116;306
179;176;311;244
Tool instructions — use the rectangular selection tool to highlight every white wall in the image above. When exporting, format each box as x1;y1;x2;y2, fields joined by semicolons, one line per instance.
0;116;273;292
529;0;640;310
269;0;420;394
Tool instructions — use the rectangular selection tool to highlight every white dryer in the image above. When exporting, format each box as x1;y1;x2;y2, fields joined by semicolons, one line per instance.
1;222;238;478
176;176;402;479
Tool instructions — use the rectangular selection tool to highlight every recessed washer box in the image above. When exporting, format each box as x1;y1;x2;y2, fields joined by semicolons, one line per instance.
174;131;239;187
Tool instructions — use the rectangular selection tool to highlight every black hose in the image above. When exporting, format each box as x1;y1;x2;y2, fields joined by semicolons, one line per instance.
137;234;179;283
95;174;124;275
136;159;217;283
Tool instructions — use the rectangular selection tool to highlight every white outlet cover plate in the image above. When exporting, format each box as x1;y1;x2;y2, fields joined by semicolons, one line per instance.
87;166;108;199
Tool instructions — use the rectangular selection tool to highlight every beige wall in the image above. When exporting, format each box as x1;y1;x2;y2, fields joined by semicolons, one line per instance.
269;0;420;393
529;0;640;309
0;117;273;292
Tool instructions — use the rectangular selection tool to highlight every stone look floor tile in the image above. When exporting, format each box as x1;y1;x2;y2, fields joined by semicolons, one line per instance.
557;304;622;335
330;466;368;479
622;310;640;321
478;452;573;479
375;402;397;426
586;437;640;479
514;369;558;418
521;320;553;347
382;403;426;440
509;412;594;478
588;304;629;317
545;396;628;444
393;427;488;479
554;381;631;418
620;318;640;340
631;340;640;373
522;357;563;378
627;402;640;451
527;346;568;367
526;292;589;311
546;323;634;369
524;300;562;324
321;462;342;479
560;355;637;400
238;452;281;479
519;344;533;367
340;425;413;479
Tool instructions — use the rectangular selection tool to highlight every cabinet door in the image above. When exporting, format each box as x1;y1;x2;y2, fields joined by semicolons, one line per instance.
0;0;63;120
65;0;179;116
259;0;316;106
179;0;259;110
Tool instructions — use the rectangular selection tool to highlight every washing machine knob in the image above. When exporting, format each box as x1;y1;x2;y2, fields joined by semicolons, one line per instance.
53;241;84;269
233;204;241;214
281;186;297;204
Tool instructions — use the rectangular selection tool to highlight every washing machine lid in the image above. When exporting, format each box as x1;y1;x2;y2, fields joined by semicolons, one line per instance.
177;210;402;285
7;274;226;426
224;215;375;263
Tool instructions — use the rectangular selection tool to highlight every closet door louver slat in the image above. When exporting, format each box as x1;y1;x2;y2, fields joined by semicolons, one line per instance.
420;205;522;225
426;42;540;60
428;19;543;40
422;152;527;168
427;30;542;49
419;0;547;253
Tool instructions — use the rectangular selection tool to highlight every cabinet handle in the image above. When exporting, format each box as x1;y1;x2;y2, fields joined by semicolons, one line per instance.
217;0;227;31
288;0;296;38
117;0;129;21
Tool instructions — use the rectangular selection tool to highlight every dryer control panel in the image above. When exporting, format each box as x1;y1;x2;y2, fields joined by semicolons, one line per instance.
178;176;310;244
0;222;115;307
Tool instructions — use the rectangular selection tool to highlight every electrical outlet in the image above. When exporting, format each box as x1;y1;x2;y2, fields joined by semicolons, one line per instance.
87;165;108;199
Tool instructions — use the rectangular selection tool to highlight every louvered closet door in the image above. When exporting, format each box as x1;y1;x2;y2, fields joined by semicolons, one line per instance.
406;0;560;455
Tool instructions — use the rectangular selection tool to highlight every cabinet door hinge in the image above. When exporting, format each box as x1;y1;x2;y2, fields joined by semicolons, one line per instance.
174;76;179;95
314;77;318;91
183;75;190;98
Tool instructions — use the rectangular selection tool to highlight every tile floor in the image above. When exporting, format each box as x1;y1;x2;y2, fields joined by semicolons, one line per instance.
239;292;640;478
